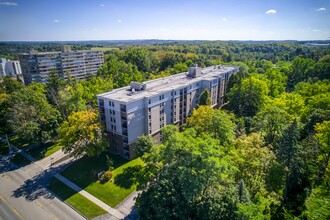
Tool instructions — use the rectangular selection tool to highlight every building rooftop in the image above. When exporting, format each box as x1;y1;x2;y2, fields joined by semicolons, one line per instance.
97;65;239;103
21;50;103;56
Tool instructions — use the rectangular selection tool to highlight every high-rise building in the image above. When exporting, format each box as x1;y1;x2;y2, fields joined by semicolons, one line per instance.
0;58;6;78
97;65;239;159
0;58;22;78
19;47;104;85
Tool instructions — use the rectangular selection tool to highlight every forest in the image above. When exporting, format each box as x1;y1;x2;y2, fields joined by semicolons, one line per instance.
0;40;329;219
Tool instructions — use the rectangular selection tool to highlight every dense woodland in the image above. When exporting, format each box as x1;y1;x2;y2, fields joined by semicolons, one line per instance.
1;40;330;219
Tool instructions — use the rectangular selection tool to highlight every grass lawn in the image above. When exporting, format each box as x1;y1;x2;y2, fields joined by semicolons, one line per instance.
11;153;31;166
48;178;107;219
61;154;144;207
27;142;62;160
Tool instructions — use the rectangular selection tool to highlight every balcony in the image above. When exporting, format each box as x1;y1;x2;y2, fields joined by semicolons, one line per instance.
122;121;127;128
121;112;127;120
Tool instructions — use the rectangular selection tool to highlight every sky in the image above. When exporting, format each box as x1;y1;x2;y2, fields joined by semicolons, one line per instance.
0;0;329;41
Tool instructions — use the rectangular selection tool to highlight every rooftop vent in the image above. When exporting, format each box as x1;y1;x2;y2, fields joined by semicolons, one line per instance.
187;64;201;78
130;82;146;91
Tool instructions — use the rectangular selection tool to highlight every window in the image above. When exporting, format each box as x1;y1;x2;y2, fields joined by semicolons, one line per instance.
149;99;151;104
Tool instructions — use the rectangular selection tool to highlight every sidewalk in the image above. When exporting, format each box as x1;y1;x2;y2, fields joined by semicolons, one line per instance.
55;175;125;219
15;148;127;219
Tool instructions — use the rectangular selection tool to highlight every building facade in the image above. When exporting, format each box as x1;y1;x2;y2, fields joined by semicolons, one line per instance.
20;47;104;85
0;58;22;78
97;65;239;159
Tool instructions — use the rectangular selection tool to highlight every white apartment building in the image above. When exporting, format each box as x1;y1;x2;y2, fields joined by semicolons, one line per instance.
97;65;239;159
0;58;22;78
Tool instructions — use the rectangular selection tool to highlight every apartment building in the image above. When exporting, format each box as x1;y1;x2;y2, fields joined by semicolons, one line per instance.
0;58;22;78
97;65;239;159
20;46;104;85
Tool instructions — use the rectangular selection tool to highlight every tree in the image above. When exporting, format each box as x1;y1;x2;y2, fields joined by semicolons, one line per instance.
264;68;287;98
136;126;239;219
315;120;330;179
45;69;65;105
287;57;315;90
97;55;143;88
303;183;330;220
253;106;292;144
58;110;106;157
0;77;23;94
199;88;211;106
275;119;307;214
7;83;60;145
135;135;154;157
226;75;269;118
233;133;276;199
187;106;235;145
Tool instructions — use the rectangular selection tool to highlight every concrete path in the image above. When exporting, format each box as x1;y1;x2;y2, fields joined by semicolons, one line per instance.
116;191;140;217
54;175;125;219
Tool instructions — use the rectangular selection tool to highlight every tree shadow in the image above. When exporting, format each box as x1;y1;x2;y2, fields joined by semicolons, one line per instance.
124;207;139;220
11;162;74;201
114;165;143;189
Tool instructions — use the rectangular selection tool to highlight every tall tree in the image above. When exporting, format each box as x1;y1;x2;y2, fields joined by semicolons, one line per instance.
135;135;154;157
0;77;23;94
199;88;211;106
226;75;269;118
136;126;238;219
275;119;307;214
7;83;60;145
58;110;106;157
45;69;65;105
187;106;235;145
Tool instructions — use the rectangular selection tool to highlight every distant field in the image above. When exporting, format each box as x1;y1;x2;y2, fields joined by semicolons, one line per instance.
91;47;117;51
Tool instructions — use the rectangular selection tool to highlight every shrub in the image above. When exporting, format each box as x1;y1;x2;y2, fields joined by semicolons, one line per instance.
101;171;113;183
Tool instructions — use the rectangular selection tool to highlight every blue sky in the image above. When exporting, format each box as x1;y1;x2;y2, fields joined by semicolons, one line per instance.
0;0;329;41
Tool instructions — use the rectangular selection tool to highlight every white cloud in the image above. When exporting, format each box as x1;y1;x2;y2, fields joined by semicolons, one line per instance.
53;20;60;23
317;7;326;11
117;19;122;23
265;9;277;14
100;4;104;7
0;2;17;6
222;18;227;21
312;29;321;32
93;28;98;32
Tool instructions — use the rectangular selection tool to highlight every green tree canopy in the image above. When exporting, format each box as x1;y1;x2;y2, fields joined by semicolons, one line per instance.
58;110;106;157
227;75;269;118
7;83;60;144
199;88;211;106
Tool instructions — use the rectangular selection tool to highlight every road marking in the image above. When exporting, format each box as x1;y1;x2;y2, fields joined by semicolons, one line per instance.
0;193;25;220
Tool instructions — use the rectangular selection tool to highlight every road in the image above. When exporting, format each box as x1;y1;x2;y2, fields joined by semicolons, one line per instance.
0;153;85;220
0;194;22;220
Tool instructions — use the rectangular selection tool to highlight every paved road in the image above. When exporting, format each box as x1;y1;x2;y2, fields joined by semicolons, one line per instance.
0;152;85;220
0;194;23;220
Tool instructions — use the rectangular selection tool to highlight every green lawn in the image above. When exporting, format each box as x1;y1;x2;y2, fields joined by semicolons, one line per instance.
27;142;62;160
11;153;31;166
61;154;144;207
48;178;107;219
